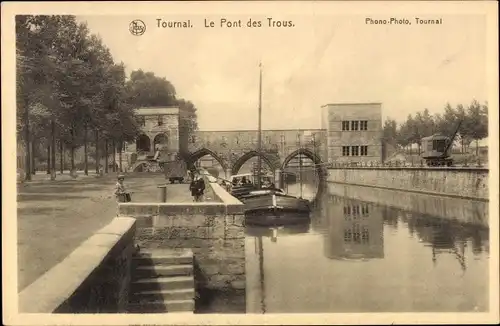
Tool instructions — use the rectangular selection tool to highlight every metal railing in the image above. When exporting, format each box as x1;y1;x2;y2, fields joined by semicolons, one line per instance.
326;159;488;169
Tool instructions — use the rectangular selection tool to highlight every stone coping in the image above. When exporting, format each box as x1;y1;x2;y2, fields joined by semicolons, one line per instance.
118;201;244;215
328;166;489;172
209;180;243;205
18;217;136;313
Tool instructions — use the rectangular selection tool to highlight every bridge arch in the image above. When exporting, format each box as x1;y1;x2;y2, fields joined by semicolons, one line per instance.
280;148;323;171
187;148;228;171
280;148;327;207
231;151;279;175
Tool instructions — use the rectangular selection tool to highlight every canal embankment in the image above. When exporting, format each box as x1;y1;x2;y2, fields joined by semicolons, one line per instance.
327;166;489;201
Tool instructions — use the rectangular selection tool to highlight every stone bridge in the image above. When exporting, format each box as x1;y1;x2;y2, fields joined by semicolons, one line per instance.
186;129;328;176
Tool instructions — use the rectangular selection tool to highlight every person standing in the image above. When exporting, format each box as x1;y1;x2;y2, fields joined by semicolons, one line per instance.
189;171;205;202
115;174;131;203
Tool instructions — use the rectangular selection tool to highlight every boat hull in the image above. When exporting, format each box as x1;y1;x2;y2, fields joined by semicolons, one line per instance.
231;184;257;199
242;192;311;226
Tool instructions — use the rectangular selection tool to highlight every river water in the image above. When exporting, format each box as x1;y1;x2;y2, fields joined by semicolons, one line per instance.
244;174;490;313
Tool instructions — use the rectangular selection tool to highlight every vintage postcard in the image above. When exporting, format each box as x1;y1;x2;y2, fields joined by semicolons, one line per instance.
2;1;499;325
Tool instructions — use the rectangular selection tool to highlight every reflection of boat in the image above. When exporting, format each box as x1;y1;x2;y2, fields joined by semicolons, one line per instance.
242;63;311;225
245;223;311;238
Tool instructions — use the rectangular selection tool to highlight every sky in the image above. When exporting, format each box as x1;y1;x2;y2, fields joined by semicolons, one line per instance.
77;12;487;131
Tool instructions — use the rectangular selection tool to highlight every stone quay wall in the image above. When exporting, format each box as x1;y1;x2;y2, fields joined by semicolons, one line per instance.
327;167;489;201
118;178;246;292
18;217;137;313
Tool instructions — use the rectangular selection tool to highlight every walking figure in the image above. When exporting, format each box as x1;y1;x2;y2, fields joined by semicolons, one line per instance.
189;170;205;202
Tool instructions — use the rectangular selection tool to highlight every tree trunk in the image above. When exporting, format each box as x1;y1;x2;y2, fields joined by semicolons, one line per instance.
24;104;31;181
112;139;116;172
70;129;75;171
31;139;36;175
476;139;479;156
51;120;56;174
95;130;100;174
47;144;51;174
83;125;88;175
104;138;109;173
60;141;64;174
118;140;123;172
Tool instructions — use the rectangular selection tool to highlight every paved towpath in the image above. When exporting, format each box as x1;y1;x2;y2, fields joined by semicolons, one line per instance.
17;173;193;291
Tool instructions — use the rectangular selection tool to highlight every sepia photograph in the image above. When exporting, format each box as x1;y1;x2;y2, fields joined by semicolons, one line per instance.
2;1;499;325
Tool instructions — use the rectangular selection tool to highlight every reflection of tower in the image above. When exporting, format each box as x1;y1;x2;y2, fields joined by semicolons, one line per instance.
324;196;384;260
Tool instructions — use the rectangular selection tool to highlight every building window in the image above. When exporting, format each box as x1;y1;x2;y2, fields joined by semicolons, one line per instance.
344;206;351;217
362;228;369;242
138;116;146;127
360;146;368;156
344;229;352;242
352;205;360;218
266;136;271;144
360;120;368;131
351;121;359;131
342;121;350;131
342;146;350;156
157;115;163;126
351;146;359;156
235;137;239;145
362;205;369;217
280;135;286;145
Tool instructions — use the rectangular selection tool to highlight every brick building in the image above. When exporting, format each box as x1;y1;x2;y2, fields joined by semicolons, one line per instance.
321;103;383;163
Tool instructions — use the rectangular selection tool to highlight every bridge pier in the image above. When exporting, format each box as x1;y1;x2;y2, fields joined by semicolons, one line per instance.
225;168;232;181
274;169;283;189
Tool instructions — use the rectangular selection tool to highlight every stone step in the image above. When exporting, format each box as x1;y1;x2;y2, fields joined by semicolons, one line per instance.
134;264;193;278
130;288;195;303
134;250;193;266
131;276;194;292
127;299;194;313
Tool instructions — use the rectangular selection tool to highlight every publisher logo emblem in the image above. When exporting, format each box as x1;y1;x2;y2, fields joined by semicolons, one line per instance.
129;20;146;36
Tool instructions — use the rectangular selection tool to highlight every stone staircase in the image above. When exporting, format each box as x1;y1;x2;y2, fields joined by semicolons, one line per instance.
128;249;195;313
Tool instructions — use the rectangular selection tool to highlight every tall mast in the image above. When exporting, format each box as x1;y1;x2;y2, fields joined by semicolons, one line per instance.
299;130;303;199
257;62;263;189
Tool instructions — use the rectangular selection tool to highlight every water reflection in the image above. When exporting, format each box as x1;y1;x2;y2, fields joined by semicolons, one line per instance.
323;196;384;260
245;181;490;313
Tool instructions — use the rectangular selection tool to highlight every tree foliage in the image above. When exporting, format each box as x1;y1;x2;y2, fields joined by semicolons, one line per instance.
16;15;198;177
383;100;489;154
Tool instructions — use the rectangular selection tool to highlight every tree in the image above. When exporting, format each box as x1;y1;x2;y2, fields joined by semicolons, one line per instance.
177;99;199;158
465;100;488;155
16;15;142;179
126;70;177;107
382;119;397;143
453;104;471;153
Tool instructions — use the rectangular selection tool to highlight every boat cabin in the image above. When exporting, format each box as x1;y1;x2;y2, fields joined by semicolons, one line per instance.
230;173;275;187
